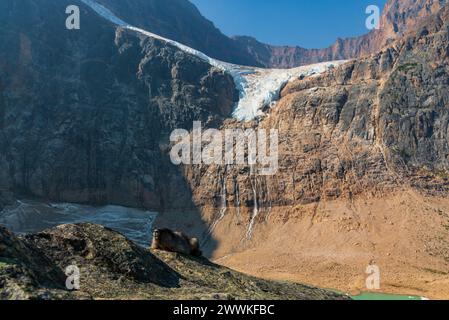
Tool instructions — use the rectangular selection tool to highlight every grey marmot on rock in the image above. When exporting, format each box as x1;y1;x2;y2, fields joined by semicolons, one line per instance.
151;229;202;257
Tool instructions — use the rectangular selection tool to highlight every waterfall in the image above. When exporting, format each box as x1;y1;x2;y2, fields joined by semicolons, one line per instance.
218;170;227;220
246;170;259;240
264;181;273;223
234;178;242;224
265;198;273;223
201;168;227;245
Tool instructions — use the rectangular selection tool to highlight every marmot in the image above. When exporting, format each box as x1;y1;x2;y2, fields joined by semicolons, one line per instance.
151;229;202;257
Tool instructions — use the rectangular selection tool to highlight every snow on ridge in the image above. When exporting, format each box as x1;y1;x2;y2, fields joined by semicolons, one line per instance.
81;0;347;121
81;0;128;27
80;0;229;70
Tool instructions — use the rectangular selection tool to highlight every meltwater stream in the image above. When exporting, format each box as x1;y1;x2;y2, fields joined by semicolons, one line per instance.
0;200;156;247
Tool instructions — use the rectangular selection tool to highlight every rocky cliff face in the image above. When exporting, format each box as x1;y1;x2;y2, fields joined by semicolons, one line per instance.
163;4;449;298
176;2;449;238
91;0;264;67
0;0;237;211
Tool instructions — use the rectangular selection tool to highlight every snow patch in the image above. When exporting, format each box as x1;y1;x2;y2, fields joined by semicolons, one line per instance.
81;0;128;26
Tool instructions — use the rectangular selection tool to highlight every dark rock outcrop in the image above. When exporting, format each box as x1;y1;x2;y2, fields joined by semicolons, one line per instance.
0;225;66;300
93;0;263;67
0;0;237;210
0;223;349;300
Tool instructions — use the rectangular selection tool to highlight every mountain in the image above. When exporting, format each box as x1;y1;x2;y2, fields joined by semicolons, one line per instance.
1;0;449;300
94;0;448;68
11;0;441;69
90;0;264;67
0;0;237;212
178;3;449;299
234;0;448;68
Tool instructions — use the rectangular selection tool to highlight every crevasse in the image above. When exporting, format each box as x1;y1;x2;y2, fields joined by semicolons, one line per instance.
80;0;347;121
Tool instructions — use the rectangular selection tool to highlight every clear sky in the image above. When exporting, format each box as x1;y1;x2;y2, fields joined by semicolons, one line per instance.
190;0;388;49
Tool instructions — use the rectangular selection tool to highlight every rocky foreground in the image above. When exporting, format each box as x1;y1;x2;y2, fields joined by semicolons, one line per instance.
0;223;347;300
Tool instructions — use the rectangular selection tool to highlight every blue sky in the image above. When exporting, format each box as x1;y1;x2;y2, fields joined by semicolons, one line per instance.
190;0;387;49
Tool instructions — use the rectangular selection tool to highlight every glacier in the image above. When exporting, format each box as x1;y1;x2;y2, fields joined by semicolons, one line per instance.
0;200;157;247
80;0;347;121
